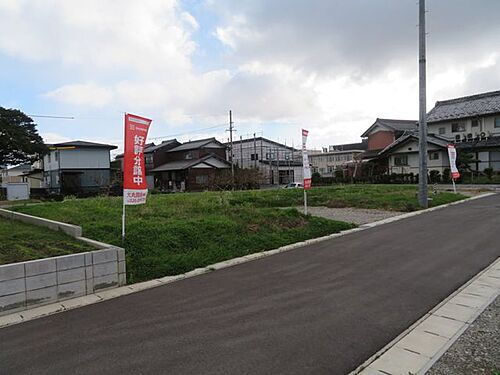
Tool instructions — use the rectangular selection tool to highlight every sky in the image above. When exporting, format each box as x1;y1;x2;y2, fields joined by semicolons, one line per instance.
1;0;500;155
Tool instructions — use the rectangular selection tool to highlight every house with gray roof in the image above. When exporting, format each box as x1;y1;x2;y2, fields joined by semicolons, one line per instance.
427;89;500;171
150;137;231;191
43;140;117;195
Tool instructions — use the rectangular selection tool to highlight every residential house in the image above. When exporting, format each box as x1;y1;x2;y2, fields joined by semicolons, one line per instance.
115;139;181;188
377;134;450;174
309;141;367;177
426;90;500;171
43;141;117;195
150;137;231;191
227;137;303;185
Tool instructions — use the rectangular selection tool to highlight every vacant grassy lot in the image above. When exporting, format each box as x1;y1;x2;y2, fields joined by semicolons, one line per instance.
10;185;465;282
0;217;94;265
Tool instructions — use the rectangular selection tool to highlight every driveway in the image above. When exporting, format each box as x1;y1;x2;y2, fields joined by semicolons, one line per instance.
1;195;499;375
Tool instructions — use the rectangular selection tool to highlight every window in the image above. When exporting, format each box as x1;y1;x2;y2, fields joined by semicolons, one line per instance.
394;155;408;166
451;122;466;132
471;119;481;128
185;152;193;160
145;154;153;164
195;175;208;185
439;127;446;135
250;153;259;161
429;152;439;160
495;117;500;128
55;151;59;161
48;153;51;163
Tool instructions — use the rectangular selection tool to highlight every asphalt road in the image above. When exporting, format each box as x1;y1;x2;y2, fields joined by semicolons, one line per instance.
1;195;499;375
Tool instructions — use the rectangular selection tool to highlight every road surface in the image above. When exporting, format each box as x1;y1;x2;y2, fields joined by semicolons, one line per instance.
1;195;499;374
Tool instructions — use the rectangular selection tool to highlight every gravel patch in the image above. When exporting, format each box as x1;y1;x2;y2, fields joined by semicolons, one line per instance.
293;206;404;225
428;295;500;375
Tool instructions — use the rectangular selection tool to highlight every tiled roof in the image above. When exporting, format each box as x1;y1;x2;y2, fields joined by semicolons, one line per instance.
455;136;500;150
49;140;117;149
361;118;417;137
150;154;230;172
144;139;179;153
378;134;449;156
168;137;225;152
328;140;368;151
427;90;500;123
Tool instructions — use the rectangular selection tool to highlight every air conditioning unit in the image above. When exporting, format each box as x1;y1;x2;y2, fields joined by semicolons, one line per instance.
467;133;473;141
455;134;461;143
480;132;487;140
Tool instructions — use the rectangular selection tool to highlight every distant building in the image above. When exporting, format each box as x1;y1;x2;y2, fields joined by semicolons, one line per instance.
227;137;303;185
43;141;117;194
151;137;231;191
0;162;44;188
309;141;367;177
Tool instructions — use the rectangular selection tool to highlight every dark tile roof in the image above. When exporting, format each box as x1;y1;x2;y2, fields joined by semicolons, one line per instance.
328;139;368;151
49;140;117;149
361;118;418;137
144;139;179;153
168;137;225;152
378;134;449;156
455;136;500;150
427;90;500;123
150;154;230;172
227;137;298;152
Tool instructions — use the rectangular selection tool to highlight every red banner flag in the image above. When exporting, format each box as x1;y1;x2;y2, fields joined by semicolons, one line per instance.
302;129;312;190
123;113;152;205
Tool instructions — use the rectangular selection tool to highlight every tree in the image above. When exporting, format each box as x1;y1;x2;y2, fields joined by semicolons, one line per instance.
0;107;48;166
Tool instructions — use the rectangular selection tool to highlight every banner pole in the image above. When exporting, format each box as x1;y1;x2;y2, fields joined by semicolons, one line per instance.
122;196;126;241
304;189;308;215
451;178;457;194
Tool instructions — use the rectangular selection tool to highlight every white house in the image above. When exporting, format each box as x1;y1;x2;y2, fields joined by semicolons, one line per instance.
43;140;117;194
309;141;367;177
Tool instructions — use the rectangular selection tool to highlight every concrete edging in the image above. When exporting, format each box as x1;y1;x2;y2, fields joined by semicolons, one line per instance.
352;256;500;375
0;192;495;329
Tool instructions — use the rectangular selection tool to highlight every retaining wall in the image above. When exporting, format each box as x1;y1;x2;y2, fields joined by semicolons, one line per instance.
0;207;126;316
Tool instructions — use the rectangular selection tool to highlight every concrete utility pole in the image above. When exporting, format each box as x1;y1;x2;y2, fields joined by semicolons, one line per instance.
418;0;428;208
228;110;235;185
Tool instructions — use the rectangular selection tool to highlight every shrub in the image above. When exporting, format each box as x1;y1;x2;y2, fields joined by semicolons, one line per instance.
484;167;494;181
429;170;441;184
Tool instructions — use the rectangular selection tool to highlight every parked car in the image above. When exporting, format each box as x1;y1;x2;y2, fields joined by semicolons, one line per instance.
283;182;303;189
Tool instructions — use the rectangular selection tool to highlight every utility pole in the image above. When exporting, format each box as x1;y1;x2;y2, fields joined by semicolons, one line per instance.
418;0;428;208
228;110;235;185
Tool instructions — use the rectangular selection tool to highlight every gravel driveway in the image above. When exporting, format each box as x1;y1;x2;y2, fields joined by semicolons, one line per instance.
428;295;500;375
293;206;404;225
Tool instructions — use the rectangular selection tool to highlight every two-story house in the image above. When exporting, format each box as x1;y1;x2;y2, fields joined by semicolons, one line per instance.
227;137;303;185
43;140;117;195
150;137;231;191
379;90;500;175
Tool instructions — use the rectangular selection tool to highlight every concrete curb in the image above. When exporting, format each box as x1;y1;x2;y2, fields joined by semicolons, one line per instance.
352;256;500;375
0;192;495;329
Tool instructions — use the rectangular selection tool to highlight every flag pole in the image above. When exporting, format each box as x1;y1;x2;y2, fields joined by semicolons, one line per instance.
122;197;126;241
304;189;308;215
122;112;126;242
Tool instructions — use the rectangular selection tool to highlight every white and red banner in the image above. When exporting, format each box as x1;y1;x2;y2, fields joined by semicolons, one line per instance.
302;129;312;190
447;144;460;180
123;113;152;205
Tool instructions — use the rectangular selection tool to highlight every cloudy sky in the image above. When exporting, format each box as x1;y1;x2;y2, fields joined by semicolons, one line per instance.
1;0;499;153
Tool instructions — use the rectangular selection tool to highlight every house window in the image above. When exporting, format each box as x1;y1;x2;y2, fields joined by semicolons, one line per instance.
250;153;259;161
145;154;153;164
394;155;408;166
48;153;51;163
429;152;439;160
55;151;59;161
439;127;446;135
195;175;208;185
495;117;500;128
471;119;481;128
185;152;193;160
451;122;466;132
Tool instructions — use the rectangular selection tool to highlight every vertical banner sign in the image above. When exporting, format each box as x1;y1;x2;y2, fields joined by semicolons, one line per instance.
447;144;460;179
123;114;152;205
302;129;312;190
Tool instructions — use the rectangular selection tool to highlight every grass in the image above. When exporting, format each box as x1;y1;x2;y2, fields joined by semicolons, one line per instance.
9;185;466;282
0;216;94;265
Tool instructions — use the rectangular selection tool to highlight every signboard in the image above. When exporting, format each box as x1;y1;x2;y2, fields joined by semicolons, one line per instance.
302;129;312;190
447;144;460;180
123;114;152;205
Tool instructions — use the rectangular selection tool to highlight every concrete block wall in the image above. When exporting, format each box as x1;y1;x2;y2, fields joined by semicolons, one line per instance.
0;247;126;316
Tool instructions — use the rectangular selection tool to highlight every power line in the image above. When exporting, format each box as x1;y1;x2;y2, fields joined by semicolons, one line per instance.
28;114;75;119
149;123;227;140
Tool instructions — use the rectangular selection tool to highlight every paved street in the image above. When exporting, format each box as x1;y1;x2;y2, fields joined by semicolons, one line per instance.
1;195;499;375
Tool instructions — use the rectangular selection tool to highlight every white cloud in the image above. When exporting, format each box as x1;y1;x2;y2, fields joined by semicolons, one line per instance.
44;83;114;107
